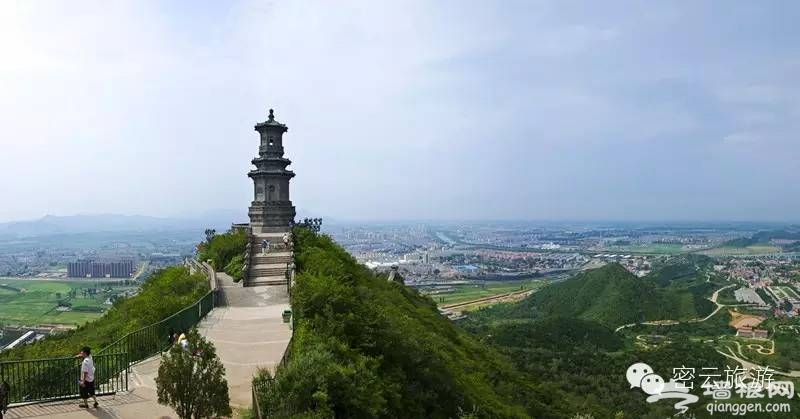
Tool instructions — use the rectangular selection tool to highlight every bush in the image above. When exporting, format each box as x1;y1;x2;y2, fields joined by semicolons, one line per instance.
224;253;245;283
198;228;247;281
156;328;232;419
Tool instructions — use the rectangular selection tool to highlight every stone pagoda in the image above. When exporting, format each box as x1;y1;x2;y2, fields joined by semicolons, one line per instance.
248;109;296;234
243;109;296;287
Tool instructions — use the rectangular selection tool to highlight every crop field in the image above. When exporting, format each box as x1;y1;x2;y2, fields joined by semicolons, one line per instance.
701;245;782;256
430;279;546;305
769;286;800;302
779;286;800;300
0;278;138;327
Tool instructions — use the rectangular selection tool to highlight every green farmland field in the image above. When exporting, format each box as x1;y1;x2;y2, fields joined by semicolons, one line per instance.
701;245;782;256
0;278;138;327
430;279;545;306
602;243;686;254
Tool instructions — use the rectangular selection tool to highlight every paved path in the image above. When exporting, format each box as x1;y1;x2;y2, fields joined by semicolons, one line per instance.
4;390;173;419
5;357;177;418
198;272;291;407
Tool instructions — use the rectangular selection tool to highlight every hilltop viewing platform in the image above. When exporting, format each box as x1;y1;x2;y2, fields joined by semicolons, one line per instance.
2;265;292;418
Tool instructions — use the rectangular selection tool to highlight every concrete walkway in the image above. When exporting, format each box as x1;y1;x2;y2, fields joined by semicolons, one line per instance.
6;273;292;418
198;272;291;407
5;357;177;418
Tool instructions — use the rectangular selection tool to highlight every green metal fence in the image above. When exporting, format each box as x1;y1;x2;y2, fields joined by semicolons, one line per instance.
0;267;218;406
96;290;215;363
252;335;293;418
0;353;127;404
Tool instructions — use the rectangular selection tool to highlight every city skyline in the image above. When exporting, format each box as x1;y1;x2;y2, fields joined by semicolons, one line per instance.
1;1;799;222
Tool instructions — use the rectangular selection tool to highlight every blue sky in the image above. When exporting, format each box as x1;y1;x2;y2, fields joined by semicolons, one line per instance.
0;1;797;222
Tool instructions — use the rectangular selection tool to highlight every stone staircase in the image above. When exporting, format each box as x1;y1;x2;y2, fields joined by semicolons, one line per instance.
246;232;293;287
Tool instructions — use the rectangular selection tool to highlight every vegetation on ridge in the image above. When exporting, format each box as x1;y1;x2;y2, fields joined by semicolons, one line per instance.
255;228;551;418
198;228;247;282
506;257;718;328
156;328;232;419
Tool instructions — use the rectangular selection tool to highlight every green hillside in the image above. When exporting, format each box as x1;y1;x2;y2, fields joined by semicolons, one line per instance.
254;228;573;419
509;259;716;328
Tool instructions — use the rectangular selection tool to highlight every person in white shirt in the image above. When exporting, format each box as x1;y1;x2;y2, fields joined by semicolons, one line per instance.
178;333;190;352
77;346;98;409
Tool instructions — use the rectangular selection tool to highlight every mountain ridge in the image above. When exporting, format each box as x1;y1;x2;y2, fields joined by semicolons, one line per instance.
509;259;716;328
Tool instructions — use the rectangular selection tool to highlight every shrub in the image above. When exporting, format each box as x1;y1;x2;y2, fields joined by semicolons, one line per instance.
198;228;247;281
156;328;232;419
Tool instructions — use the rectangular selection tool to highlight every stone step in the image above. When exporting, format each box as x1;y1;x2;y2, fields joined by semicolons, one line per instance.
249;243;292;252
246;276;288;286
250;268;287;277
250;251;292;257
250;249;293;256
251;255;293;264
252;262;287;269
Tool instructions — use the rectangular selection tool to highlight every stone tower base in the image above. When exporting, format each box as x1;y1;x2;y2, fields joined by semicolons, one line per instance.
248;202;295;234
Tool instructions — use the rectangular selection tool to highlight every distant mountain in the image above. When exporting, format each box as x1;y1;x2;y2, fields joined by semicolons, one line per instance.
0;212;247;237
509;258;716;328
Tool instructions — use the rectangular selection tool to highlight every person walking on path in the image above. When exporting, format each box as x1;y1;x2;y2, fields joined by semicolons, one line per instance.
77;346;98;409
261;239;270;254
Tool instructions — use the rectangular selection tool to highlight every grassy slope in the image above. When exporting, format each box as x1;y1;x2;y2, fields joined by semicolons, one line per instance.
510;259;716;328
514;264;711;327
257;229;555;419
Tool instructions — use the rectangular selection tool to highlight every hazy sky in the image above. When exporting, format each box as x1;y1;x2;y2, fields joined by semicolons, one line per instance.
1;1;798;223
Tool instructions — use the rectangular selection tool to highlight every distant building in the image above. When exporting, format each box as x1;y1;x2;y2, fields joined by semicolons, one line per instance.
736;327;769;339
67;260;91;277
67;260;135;278
455;265;479;274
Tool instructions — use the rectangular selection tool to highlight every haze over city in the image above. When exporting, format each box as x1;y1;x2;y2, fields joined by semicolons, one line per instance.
1;1;798;222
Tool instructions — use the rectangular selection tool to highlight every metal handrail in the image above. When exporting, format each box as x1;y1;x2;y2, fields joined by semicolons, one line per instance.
96;260;219;360
0;353;128;405
252;380;264;419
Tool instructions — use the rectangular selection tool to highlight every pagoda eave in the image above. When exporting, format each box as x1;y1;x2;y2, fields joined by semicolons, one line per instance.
254;123;288;132
247;170;296;179
251;157;292;165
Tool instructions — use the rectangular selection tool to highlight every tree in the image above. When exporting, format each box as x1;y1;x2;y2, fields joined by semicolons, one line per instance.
204;229;217;243
156;328;232;419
